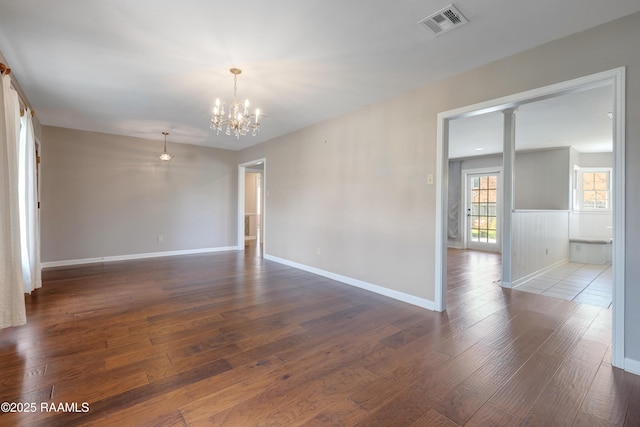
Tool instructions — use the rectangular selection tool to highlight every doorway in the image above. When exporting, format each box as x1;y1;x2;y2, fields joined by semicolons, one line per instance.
435;68;626;369
244;170;262;252
465;170;500;252
238;158;266;257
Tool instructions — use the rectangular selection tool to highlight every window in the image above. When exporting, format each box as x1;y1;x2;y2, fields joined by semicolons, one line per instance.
470;174;498;244
574;167;611;211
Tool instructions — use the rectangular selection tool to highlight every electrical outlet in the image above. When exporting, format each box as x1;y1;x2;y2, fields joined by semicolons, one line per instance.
157;234;163;242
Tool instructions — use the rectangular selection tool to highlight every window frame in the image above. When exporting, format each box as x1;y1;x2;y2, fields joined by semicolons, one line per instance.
573;166;612;212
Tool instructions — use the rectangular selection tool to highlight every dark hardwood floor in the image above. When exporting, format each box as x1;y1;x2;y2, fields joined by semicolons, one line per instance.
0;247;638;426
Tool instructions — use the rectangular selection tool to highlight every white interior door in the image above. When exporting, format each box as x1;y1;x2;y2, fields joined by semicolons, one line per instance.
466;172;500;252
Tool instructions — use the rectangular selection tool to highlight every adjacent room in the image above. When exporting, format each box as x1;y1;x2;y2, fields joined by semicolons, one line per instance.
1;1;640;425
448;85;614;308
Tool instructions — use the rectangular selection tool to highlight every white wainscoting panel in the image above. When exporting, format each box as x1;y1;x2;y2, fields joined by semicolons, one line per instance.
511;210;570;283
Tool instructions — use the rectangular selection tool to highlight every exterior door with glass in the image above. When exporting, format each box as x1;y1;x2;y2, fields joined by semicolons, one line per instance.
466;172;500;252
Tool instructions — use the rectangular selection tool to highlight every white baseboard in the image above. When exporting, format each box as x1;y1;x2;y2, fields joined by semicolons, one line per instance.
625;357;640;375
263;254;436;311
41;246;238;268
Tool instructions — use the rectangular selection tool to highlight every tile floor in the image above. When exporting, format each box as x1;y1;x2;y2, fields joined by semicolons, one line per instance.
513;262;612;308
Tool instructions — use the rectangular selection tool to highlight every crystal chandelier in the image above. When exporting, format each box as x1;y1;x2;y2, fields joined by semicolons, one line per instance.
210;68;261;138
158;131;172;161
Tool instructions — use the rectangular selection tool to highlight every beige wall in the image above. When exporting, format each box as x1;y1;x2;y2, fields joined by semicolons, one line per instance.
244;172;260;238
515;148;571;210
263;106;434;299
244;172;259;214
238;12;640;360
40;126;237;262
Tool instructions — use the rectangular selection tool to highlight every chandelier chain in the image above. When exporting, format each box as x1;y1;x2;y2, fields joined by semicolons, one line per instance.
158;131;172;161
234;74;238;99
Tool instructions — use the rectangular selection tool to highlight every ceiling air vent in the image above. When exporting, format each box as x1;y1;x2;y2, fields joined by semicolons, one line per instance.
418;4;468;36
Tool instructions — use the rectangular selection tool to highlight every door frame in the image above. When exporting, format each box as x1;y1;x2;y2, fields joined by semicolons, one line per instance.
435;67;626;369
237;158;266;251
463;168;502;252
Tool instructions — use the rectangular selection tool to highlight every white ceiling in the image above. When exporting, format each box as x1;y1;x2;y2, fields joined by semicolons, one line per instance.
449;84;614;159
0;1;638;151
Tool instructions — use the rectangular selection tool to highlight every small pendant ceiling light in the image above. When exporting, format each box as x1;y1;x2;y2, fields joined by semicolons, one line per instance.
210;68;262;139
158;131;172;161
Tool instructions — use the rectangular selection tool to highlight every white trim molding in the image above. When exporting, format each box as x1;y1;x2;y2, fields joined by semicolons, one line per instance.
611;67;626;371
264;254;436;311
41;246;238;268
625;358;640;376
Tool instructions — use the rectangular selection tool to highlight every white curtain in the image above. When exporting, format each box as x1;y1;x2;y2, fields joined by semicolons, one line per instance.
19;108;41;293
0;72;27;328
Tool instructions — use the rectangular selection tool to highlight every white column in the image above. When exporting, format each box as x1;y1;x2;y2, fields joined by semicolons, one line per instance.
501;108;517;287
